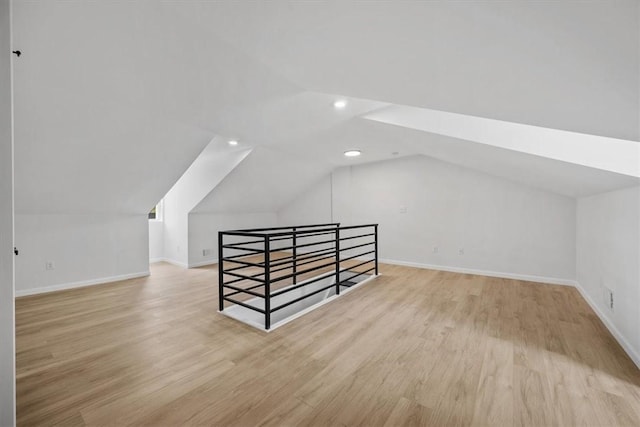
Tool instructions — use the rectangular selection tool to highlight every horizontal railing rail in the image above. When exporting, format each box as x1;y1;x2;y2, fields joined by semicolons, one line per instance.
223;223;340;236
218;223;378;329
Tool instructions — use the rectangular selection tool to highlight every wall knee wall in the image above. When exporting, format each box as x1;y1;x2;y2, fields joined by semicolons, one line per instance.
576;185;640;367
279;155;577;284
14;214;149;296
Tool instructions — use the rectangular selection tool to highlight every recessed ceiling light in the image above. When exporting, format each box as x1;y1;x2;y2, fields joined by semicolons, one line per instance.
333;99;347;109
344;150;361;157
228;140;238;146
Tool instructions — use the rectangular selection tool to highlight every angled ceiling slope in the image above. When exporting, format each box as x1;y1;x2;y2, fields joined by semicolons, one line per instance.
164;140;252;214
365;106;640;179
192;146;333;214
358;105;640;197
361;121;640;198
11;0;299;215
205;0;639;141
12;0;639;214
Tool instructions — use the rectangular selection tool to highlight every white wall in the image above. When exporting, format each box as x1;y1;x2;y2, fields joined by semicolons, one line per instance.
162;144;251;267
15;214;149;296
148;219;164;263
188;212;277;267
576;186;640;366
277;175;333;227
279;155;576;283
0;0;15;423
163;203;189;268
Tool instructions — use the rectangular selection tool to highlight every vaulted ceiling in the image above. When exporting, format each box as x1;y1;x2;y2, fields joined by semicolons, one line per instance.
12;0;639;216
203;0;638;140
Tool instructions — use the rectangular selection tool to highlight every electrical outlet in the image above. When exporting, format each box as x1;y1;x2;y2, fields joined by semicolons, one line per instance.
433;246;439;254
45;261;55;271
603;286;614;312
202;249;211;256
458;248;465;256
609;291;614;311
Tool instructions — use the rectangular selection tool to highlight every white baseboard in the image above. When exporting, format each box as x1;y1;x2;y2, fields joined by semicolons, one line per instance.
574;282;640;370
150;257;217;268
18;257;637;370
151;258;188;268
15;271;150;297
379;258;576;287
379;258;640;370
188;259;218;268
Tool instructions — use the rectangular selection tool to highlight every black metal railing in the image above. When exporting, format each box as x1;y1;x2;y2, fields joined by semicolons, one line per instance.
218;223;379;330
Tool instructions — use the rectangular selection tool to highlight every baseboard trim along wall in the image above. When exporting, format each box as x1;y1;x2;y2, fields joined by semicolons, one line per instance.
15;271;150;297
379;258;577;287
151;258;188;268
188;259;218;268
14;257;640;371
149;258;216;268
574;282;640;370
380;258;640;370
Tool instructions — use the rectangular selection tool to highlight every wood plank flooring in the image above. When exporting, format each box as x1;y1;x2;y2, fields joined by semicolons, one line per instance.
15;262;640;426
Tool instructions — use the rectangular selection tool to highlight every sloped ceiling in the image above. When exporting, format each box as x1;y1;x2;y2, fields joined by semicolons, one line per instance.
192;146;332;214
12;1;299;214
366;123;639;198
11;0;640;217
204;0;639;141
164;141;252;214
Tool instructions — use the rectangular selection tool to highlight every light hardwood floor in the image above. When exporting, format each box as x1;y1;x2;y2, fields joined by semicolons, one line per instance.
16;262;640;426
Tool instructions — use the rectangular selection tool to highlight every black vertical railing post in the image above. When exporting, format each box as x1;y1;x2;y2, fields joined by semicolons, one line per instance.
264;235;271;330
218;231;224;311
292;227;297;285
335;227;341;295
374;224;379;275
